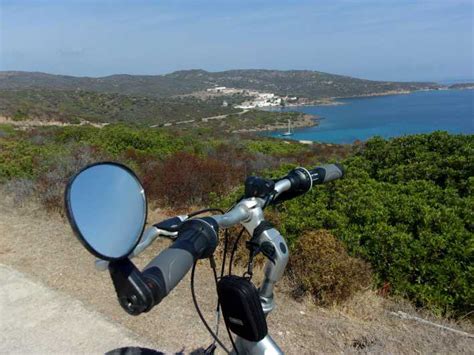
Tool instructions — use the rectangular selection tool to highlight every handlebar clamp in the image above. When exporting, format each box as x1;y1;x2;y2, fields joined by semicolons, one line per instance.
244;176;276;199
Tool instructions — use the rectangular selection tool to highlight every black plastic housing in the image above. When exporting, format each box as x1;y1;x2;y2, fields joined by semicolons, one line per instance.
244;176;275;199
108;259;158;316
217;275;268;342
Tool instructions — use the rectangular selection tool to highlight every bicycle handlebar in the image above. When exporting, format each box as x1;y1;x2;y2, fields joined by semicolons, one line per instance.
271;163;344;203
121;164;344;313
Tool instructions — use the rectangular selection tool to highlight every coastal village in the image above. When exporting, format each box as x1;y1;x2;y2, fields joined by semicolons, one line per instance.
206;86;298;109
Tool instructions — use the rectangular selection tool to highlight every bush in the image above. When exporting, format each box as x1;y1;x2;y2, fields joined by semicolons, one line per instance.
35;145;103;212
246;139;309;156
3;178;35;206
54;124;188;157
288;230;372;305
141;151;243;208
0;139;44;180
277;132;473;315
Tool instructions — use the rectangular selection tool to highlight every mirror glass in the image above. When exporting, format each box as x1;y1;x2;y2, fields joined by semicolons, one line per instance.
66;163;147;260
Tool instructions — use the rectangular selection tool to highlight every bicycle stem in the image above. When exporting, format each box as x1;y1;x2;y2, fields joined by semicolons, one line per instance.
212;195;289;315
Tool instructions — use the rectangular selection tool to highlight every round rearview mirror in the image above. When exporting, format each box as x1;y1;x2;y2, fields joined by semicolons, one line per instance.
65;162;147;261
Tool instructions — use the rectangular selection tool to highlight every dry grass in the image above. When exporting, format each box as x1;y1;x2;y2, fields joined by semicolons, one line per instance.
0;191;473;354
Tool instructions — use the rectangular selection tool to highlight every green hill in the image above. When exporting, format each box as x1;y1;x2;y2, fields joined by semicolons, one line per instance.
0;69;440;99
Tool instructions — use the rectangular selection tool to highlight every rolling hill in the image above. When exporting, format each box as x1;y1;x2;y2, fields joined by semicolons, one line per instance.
0;69;440;99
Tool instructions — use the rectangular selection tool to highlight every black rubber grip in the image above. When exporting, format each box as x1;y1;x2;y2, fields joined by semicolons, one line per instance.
142;218;219;309
309;164;344;185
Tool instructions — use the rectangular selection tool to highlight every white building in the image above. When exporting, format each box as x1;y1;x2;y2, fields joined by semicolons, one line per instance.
206;86;227;93
258;93;275;100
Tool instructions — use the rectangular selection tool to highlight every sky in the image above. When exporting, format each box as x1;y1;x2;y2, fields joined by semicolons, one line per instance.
0;0;473;82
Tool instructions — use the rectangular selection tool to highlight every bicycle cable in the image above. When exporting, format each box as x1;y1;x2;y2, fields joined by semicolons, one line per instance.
228;227;247;275
188;207;237;354
191;259;230;354
188;208;225;218
220;228;238;353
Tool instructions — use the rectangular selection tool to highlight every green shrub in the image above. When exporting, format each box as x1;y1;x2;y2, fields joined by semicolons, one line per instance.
276;132;473;315
12;110;29;121
54;124;188;157
0;124;17;137
246;139;308;155
0;140;42;180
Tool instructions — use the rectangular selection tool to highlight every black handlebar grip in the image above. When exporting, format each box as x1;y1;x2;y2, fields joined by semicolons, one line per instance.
142;218;218;308
309;164;345;185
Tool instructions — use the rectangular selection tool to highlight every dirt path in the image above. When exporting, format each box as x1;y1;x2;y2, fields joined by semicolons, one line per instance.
0;195;472;354
0;264;156;354
149;110;248;128
0;115;107;128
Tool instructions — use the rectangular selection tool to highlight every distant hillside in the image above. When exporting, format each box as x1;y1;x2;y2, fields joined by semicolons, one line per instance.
0;88;240;125
0;88;308;131
0;70;440;100
448;83;474;90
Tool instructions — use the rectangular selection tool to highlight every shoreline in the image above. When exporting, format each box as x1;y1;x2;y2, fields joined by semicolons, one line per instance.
284;86;473;108
232;113;318;133
263;88;473;144
286;89;415;108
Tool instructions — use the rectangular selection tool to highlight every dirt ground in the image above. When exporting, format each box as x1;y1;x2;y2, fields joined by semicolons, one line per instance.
0;194;473;354
0;264;155;354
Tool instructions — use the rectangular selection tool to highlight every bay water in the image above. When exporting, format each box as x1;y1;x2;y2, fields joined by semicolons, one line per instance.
268;89;473;144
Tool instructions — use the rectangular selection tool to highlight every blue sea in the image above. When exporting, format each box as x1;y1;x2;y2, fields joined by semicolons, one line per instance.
267;89;473;144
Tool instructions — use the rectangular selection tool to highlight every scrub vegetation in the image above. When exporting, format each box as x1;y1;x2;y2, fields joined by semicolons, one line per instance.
0;88;241;125
0;123;472;318
271;132;473;317
0;88;311;131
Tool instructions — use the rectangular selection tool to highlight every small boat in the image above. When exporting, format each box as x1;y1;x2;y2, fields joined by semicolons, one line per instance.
281;119;293;136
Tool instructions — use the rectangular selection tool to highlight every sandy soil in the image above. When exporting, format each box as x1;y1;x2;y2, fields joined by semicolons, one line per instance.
0;194;472;354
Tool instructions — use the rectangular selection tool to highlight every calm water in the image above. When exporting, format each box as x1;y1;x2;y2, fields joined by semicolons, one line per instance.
268;89;473;144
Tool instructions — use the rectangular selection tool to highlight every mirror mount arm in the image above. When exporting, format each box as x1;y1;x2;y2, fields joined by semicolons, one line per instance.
108;259;161;316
